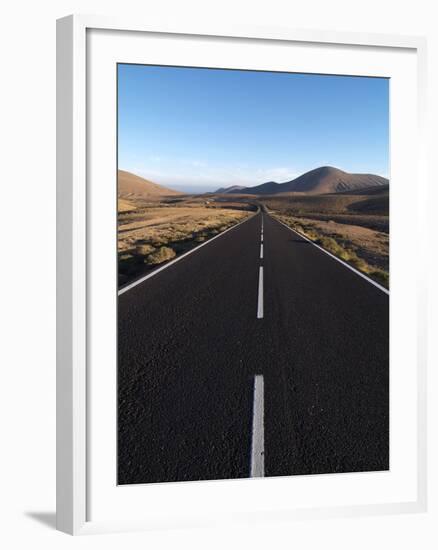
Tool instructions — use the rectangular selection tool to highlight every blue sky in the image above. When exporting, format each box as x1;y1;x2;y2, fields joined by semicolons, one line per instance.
118;64;389;193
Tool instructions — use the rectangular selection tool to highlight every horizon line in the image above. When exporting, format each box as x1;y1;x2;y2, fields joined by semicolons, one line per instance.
119;164;390;192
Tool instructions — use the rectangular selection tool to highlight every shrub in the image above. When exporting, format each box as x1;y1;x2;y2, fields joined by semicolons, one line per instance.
370;269;389;287
135;244;155;256
274;213;389;289
316;236;350;260
145;246;176;265
349;256;370;272
150;237;168;247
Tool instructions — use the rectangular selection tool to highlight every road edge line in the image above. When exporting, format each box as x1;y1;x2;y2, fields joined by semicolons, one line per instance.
273;216;389;296
118;209;259;296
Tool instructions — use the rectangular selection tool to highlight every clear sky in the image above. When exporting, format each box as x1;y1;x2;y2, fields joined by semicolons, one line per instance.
118;64;389;193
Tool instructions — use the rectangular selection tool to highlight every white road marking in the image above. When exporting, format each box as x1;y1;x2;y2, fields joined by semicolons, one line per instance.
257;266;264;319
260;243;264;259
274;217;390;296
250;375;265;477
118;211;257;296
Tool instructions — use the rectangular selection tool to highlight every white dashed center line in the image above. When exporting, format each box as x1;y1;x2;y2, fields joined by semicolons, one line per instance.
252;217;265;476
257;266;264;319
250;374;265;477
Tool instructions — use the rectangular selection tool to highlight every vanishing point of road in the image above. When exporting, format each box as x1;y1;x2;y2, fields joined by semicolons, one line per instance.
118;211;389;484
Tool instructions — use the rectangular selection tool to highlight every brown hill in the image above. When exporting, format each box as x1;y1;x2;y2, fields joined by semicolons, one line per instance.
285;166;388;194
214;185;248;194
336;183;389;196
118;169;182;198
232;166;388;195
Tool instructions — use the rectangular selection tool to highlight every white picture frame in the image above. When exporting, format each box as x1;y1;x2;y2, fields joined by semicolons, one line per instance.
56;14;428;535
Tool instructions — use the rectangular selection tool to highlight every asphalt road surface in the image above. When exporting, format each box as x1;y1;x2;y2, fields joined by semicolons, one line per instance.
118;211;389;484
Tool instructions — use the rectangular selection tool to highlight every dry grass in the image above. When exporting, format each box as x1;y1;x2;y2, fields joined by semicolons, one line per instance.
262;188;389;288
274;213;389;288
118;200;252;286
262;190;389;233
118;206;250;253
145;246;176;265
118;198;137;212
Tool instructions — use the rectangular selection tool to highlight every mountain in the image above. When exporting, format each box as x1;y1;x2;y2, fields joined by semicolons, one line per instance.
230;166;389;195
337;183;389;196
118;170;182;197
214;185;248;194
347;185;389;215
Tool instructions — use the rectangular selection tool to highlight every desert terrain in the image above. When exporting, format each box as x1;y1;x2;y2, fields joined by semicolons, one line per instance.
259;184;389;287
118;170;254;286
118;166;389;289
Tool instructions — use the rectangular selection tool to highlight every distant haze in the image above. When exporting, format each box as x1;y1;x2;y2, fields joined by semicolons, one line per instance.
118;166;388;198
168;184;219;194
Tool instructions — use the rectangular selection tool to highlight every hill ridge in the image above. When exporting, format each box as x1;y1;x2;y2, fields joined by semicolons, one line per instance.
229;166;388;195
214;184;248;194
118;169;182;197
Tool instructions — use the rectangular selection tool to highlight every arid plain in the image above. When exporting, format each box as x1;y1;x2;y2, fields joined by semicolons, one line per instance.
118;166;389;288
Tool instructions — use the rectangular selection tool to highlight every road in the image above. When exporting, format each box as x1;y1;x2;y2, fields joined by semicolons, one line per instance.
118;211;389;484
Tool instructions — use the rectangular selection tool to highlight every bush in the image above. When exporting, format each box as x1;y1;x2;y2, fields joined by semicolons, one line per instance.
150;238;168;247
317;236;350;260
349;256;370;272
370;269;389;287
145;246;176;265
275;214;389;290
135;244;155;256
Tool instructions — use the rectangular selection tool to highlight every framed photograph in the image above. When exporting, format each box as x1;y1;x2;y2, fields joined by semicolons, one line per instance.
57;15;427;535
